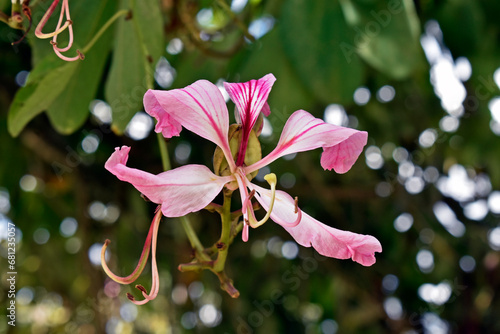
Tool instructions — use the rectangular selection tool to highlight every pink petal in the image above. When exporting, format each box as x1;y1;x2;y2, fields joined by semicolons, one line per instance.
144;80;233;163
144;93;182;138
285;217;382;266
249;183;382;266
245;110;367;174
105;146;232;217
224;74;276;132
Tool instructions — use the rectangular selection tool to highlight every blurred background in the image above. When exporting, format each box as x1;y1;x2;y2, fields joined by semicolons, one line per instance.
1;0;500;333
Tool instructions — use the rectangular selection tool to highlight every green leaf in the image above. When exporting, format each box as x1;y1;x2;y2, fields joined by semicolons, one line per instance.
7;60;78;137
280;0;364;104
339;0;422;79
46;36;112;134
105;0;164;134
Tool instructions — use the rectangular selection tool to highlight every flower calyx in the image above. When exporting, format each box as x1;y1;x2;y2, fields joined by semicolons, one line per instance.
214;124;262;181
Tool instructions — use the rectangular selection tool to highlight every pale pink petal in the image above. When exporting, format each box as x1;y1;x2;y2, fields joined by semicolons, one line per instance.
224;74;276;132
105;146;232;217
144;94;182;138
245;110;367;174
249;183;382;266
144;80;233;165
286;217;382;266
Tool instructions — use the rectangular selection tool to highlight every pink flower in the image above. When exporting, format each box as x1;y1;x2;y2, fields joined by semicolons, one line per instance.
103;74;382;303
105;74;381;276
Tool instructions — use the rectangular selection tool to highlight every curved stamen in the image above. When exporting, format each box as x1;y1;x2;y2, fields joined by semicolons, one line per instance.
251;188;302;228
129;207;161;304
53;22;73;52
242;219;249;242
234;168;264;242
35;0;72;39
278;197;302;228
53;47;84;61
247;173;277;228
101;205;162;305
37;19;71;39
234;169;250;218
52;1;73;53
101;225;153;285
242;189;255;215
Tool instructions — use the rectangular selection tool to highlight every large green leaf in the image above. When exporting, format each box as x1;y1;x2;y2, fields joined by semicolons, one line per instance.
339;0;422;79
7;60;78;137
105;0;163;134
280;0;364;104
45;37;112;134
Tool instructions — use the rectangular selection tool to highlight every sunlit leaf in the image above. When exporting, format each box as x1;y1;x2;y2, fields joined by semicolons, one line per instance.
339;0;422;79
105;0;163;134
280;0;364;104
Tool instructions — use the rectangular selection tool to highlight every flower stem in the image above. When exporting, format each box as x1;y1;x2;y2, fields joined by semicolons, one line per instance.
213;191;232;272
156;133;170;171
181;216;211;262
81;9;129;54
215;0;255;42
154;129;206;261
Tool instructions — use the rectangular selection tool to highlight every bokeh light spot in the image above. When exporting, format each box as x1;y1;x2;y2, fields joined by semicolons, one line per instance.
125;112;154;140
353;87;370;105
416;249;434;273
60;217;78;237
281;241;299;260
384;297;403;320
365;146;383;170
382;274;399;293
33;228;50;245
394;213;413;233
376;85;396;102
459;255;476;273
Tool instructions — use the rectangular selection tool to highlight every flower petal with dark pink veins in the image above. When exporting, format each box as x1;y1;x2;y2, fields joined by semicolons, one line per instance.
245;110;368;174
105;146;232;217
249;183;382;266
144;80;233;165
224;73;276;132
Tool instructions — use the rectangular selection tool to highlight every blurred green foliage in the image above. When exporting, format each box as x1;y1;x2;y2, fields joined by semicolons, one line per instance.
1;0;500;333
